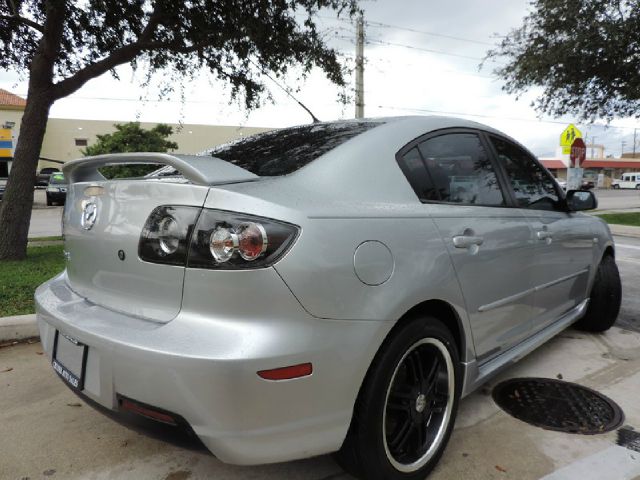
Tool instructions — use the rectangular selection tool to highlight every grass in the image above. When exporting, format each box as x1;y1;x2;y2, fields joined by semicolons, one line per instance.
28;236;63;242
595;212;640;227
0;244;65;317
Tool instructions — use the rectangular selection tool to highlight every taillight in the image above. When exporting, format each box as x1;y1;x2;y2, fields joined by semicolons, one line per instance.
188;209;299;270
138;206;299;269
139;206;201;265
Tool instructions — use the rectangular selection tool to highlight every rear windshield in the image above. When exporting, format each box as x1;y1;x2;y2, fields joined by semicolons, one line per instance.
207;121;383;176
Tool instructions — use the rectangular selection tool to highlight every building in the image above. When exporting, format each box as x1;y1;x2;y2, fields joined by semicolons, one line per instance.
0;89;271;176
540;153;640;187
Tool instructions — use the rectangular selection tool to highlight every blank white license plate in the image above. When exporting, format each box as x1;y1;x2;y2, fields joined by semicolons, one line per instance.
52;331;87;391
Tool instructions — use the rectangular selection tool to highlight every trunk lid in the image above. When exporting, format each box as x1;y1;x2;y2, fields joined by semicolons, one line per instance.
63;180;210;322
61;153;259;323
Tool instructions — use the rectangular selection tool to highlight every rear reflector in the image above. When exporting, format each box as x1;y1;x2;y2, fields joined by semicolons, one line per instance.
257;363;313;381
120;398;177;425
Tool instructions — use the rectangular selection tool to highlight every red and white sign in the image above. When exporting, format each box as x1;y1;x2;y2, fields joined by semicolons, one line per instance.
570;138;587;168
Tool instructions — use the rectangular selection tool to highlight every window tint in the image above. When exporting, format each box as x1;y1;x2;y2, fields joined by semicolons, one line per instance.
399;133;504;206
207;121;383;176
490;136;560;211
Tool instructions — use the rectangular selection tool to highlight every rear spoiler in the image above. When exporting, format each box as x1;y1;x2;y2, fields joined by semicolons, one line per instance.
62;152;258;186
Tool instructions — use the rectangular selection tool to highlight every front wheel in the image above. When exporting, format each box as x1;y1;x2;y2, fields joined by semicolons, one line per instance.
574;255;621;332
635;184;640;190
336;317;460;480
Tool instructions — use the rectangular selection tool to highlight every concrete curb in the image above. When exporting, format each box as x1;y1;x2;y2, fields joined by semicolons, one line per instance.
0;314;39;343
609;224;640;239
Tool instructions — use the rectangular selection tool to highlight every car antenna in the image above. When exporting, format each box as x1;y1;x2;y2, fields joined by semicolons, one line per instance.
250;60;320;124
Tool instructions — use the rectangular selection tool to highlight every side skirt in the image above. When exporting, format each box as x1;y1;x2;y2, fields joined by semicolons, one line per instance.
460;298;589;397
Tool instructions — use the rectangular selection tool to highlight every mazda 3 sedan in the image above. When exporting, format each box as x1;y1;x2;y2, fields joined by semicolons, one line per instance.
36;116;620;480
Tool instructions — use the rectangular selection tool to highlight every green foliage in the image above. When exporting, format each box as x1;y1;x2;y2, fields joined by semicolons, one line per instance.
83;122;178;178
0;0;358;108
0;245;65;316
486;0;640;120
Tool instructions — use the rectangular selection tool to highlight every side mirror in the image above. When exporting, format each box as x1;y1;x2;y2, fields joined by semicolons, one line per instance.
566;189;597;211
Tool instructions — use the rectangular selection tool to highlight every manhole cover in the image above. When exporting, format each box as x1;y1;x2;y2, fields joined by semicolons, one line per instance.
492;377;624;434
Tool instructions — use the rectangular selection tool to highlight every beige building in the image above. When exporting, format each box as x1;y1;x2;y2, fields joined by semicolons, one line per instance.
0;88;271;175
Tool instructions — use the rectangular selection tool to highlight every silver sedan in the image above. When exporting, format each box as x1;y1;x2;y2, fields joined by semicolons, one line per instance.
36;116;621;480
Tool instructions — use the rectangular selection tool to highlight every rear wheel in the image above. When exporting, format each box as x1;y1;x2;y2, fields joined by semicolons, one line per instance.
336;317;460;480
574;255;621;332
635;184;640;190
612;184;619;189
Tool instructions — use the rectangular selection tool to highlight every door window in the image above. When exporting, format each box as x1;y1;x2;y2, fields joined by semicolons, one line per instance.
489;136;561;211
398;133;505;206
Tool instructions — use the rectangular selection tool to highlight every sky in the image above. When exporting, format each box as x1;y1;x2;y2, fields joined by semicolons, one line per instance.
1;0;639;158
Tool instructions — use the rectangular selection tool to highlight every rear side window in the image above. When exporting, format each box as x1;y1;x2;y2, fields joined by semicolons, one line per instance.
398;132;505;206
490;136;560;211
207;121;383;176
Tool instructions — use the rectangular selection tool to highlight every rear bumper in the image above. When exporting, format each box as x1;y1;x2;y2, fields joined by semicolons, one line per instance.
35;272;389;465
46;191;66;202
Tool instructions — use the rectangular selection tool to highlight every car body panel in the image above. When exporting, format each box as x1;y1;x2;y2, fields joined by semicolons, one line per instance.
428;205;537;362
522;210;595;334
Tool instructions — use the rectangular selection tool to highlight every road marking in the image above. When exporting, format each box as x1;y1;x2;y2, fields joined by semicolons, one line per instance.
616;243;640;251
540;445;640;480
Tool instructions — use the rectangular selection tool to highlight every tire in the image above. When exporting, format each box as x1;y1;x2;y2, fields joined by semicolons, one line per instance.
612;184;619;189
635;184;640;190
336;317;461;480
574;255;621;332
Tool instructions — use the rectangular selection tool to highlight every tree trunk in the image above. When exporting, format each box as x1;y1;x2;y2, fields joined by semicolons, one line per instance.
0;90;54;260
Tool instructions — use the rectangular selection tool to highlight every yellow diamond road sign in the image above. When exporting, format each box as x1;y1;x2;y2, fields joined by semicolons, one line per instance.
560;124;582;155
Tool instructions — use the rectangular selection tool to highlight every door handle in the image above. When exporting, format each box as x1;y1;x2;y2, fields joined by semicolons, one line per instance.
536;230;553;241
452;234;484;249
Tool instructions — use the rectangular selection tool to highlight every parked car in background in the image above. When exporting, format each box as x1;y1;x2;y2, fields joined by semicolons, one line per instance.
36;117;620;480
36;167;61;187
581;179;595;190
553;177;567;190
612;172;640;189
45;172;67;206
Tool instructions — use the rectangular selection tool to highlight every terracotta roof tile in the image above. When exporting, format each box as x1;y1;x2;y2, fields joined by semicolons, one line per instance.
0;89;26;108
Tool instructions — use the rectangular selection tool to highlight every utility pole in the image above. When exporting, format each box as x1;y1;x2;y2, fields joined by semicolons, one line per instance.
355;13;365;119
621;140;627;158
591;136;596;159
633;128;637;158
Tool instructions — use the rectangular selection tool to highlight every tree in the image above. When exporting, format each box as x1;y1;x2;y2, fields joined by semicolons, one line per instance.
486;0;640;121
0;0;357;260
83;122;178;178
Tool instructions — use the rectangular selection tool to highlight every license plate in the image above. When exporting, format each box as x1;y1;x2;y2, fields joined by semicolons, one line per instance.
52;331;88;391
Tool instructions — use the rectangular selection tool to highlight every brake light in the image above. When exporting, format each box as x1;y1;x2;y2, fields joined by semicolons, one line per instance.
188;209;298;270
139;207;299;269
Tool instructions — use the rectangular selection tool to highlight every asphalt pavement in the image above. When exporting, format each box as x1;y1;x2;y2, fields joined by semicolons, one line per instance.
615;235;640;333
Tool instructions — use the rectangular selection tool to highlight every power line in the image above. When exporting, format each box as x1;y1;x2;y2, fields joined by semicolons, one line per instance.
365;20;495;47
376;105;639;131
365;38;491;62
315;14;495;47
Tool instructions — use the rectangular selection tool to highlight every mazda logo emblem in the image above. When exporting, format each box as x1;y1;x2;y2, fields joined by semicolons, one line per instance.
81;201;98;230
